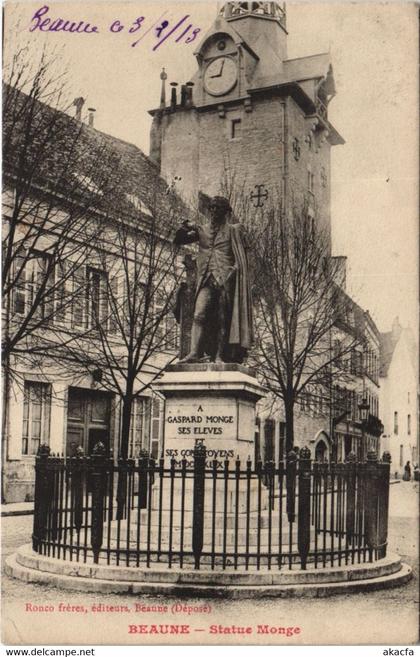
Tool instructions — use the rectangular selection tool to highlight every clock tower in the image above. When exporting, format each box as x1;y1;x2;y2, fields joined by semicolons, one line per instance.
149;1;343;233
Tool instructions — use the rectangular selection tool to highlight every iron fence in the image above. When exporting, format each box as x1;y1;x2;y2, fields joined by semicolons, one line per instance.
32;441;391;571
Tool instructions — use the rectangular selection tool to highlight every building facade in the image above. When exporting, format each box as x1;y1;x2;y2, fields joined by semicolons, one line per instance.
380;318;419;477
2;88;183;502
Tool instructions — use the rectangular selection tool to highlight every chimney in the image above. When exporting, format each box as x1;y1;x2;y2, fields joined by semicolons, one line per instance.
160;67;168;109
392;316;402;340
170;82;178;111
331;255;347;290
87;107;96;128
186;81;194;108
73;97;85;121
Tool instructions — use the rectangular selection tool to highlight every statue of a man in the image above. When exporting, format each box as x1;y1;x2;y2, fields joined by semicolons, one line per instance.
174;196;253;364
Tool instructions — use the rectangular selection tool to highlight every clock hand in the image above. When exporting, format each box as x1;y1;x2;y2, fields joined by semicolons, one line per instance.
210;60;224;78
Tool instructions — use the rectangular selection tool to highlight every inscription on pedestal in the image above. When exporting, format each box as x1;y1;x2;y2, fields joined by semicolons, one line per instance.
154;366;266;467
163;397;254;464
166;402;235;440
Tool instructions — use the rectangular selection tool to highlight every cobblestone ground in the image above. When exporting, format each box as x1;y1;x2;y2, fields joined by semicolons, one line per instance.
2;482;418;646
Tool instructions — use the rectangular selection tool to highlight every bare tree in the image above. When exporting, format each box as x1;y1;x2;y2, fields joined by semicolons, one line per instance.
56;185;186;462
247;204;364;454
2;49;120;382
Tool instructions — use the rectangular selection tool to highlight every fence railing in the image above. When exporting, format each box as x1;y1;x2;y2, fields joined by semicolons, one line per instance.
32;441;391;571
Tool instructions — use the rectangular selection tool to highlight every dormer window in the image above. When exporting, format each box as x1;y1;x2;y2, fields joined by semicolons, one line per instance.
125;193;153;217
73;172;102;196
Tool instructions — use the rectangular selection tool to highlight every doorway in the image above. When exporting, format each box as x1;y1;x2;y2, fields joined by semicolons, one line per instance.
66;387;112;456
315;439;328;462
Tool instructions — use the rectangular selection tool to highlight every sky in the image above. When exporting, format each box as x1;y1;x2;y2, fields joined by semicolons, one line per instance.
4;0;419;335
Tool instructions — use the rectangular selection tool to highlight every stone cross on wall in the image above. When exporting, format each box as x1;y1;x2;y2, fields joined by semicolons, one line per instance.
250;184;268;208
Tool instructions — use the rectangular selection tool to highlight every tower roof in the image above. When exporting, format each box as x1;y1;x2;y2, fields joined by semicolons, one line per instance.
249;52;335;94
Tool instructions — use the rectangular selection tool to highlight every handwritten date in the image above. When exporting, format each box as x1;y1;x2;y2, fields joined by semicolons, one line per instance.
29;6;201;50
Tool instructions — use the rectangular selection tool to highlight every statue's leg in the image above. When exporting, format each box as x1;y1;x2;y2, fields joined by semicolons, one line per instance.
179;286;211;363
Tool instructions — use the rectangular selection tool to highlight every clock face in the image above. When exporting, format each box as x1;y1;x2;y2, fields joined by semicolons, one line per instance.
204;57;237;96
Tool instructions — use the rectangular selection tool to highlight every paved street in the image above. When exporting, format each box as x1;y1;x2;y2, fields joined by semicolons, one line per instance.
1;482;418;646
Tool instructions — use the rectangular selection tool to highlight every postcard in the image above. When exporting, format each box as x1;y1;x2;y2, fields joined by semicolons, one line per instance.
2;0;419;647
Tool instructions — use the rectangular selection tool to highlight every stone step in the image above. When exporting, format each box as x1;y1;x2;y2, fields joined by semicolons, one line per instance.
6;544;411;598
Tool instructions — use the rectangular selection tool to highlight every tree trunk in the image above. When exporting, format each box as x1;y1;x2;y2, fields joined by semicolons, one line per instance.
284;393;295;454
119;390;134;460
116;386;134;519
1;358;10;503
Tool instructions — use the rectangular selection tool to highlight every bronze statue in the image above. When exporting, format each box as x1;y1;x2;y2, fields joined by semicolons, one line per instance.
174;196;253;364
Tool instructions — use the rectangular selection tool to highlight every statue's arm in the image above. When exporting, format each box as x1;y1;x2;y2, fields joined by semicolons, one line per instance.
174;221;199;245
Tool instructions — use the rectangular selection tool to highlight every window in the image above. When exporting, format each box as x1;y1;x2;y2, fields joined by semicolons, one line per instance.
154;291;165;345
128;398;151;458
231;118;241;139
22;381;51;455
350;349;363;376
333;339;343;368
152;289;179;350
27;252;54;320
292;137;300;161
350;350;356;375
87;267;108;329
150;396;162;459
394;411;398;435
400;445;403;467
407;414;411;435
264;419;275;462
14;251;54;320
165;313;179;350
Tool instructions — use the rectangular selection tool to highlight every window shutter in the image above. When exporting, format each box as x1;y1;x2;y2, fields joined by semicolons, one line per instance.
55;260;67;324
108;274;118;334
13;250;26;315
72;265;86;328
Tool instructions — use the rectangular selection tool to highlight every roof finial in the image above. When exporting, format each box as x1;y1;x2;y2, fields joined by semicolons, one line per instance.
160;67;168;109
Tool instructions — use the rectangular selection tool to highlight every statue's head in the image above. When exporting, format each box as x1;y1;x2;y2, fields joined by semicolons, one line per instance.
209;196;231;223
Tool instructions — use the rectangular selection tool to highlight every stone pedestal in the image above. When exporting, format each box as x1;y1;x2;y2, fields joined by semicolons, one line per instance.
152;363;267;514
153;363;266;463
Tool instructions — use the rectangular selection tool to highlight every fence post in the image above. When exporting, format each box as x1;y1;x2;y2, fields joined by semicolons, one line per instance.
345;451;357;544
192;439;206;570
286;450;297;523
378;451;391;559
138;449;149;509
364;450;380;561
298;447;311;570
50;453;60;543
32;444;50;552
90;442;107;564
71;447;85;536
